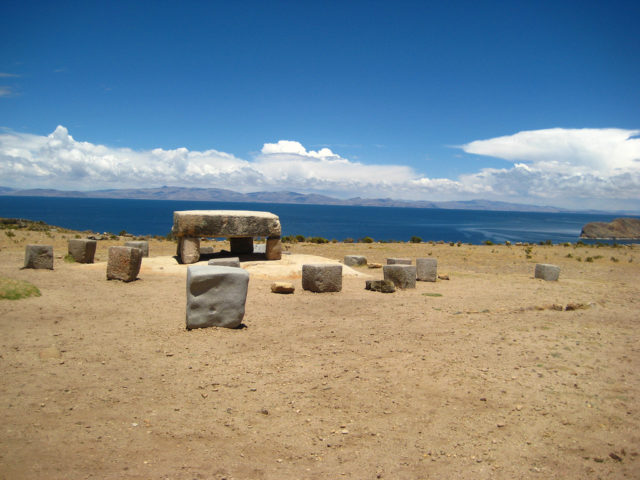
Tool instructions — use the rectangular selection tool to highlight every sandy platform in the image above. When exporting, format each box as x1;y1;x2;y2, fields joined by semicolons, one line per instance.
1;231;639;479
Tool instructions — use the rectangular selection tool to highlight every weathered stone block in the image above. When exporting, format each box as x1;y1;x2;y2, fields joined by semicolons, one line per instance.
344;255;367;267
173;210;281;238
535;263;560;281
365;279;396;293
271;282;295;294
67;239;97;263
177;237;200;264
186;265;249;329
107;246;142;282
24;245;53;270
383;265;416;289
387;258;412;265
230;237;253;254
208;257;241;268
302;264;342;293
124;240;149;257
253;243;267;254
266;236;282;260
416;258;437;282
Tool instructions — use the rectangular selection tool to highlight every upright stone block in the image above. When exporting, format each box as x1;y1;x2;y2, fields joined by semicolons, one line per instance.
344;255;367;267
230;237;253;254
107;246;142;282
416;258;437;282
535;263;560;281
125;240;149;257
383;265;416;289
302;264;342;293
178;237;200;264
387;258;412;265
24;245;53;270
186;265;249;329
266;236;282;260
68;239;97;263
208;257;241;268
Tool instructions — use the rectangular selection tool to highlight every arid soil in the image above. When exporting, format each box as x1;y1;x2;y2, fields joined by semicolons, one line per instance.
1;228;639;479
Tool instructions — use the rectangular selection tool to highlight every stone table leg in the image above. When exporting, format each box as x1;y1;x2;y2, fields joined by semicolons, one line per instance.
178;237;200;264
230;237;253;254
266;236;282;260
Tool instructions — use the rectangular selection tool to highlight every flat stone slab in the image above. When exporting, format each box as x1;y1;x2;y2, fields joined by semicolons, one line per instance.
172;210;281;238
387;258;412;265
24;245;53;270
384;265;416;289
535;263;560;281
208;257;241;268
302;264;342;292
186;265;249;329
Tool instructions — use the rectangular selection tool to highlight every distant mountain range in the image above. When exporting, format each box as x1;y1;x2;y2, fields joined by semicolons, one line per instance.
0;185;626;214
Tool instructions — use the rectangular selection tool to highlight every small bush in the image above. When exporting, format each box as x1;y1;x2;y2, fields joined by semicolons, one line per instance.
64;254;76;263
611;256;619;262
483;240;494;245
566;253;573;258
295;235;306;242
119;230;128;236
504;241;511;246
4;230;15;238
344;238;354;243
585;257;593;262
359;236;374;243
281;235;298;244
410;236;422;243
307;237;329;244
449;242;455;246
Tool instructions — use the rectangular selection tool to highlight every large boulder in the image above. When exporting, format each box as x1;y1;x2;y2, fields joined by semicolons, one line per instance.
68;239;97;263
124;240;149;257
186;265;249;329
107;246;142;282
383;265;416;289
416;258;437;282
24;245;53;270
344;255;367;267
535;263;560;281
302;264;342;293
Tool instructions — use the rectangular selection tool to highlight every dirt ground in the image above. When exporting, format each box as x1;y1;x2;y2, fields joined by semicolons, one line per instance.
1;228;639;479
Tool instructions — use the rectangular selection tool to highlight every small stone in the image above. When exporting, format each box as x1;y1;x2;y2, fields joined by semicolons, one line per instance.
565;303;588;311
534;263;560;281
367;263;383;269
437;274;450;280
497;422;506;428
271;282;295;294
593;457;605;463
609;452;622;462
365;280;396;293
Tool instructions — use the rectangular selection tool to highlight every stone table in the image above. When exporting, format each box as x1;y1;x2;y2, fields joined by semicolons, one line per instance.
172;210;282;264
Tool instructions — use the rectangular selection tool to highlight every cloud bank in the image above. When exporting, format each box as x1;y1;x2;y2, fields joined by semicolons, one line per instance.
0;126;639;210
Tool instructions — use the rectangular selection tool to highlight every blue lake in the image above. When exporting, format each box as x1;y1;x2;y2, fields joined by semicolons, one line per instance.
0;195;635;245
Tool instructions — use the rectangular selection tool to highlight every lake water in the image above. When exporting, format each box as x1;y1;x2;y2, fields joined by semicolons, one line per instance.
0;195;635;245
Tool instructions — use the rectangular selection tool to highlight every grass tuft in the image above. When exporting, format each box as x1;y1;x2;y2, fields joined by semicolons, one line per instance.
0;277;41;300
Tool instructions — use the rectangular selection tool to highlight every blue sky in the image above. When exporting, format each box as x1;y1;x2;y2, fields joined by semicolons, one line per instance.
1;1;639;211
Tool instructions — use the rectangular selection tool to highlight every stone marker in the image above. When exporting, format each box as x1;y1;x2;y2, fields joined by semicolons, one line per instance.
186;265;249;329
535;263;560;281
24;245;54;270
172;210;282;263
67;239;97;263
302;264;342;293
383;264;417;289
177;237;200;264
124;240;149;257
344;255;367;267
365;279;396;293
208;257;241;268
271;282;295;294
107;246;142;282
387;258;412;265
416;258;437;282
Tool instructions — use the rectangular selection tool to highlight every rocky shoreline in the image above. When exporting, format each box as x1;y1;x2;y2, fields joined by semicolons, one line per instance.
580;217;640;240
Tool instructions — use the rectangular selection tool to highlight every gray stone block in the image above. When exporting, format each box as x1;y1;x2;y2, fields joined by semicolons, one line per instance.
24;245;53;270
208;257;241;268
107;246;142;282
383;265;416;289
416;258;437;282
253;243;266;254
177;237;200;264
535;263;560;281
125;240;149;257
186;265;249;329
67;239;97;263
365;279;395;293
302;264;342;293
344;255;367;267
387;258;412;265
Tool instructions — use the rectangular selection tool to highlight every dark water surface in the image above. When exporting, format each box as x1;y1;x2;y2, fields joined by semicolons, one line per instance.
0;196;635;245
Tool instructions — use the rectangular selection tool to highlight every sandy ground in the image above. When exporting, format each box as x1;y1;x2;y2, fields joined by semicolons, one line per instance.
1;229;639;479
